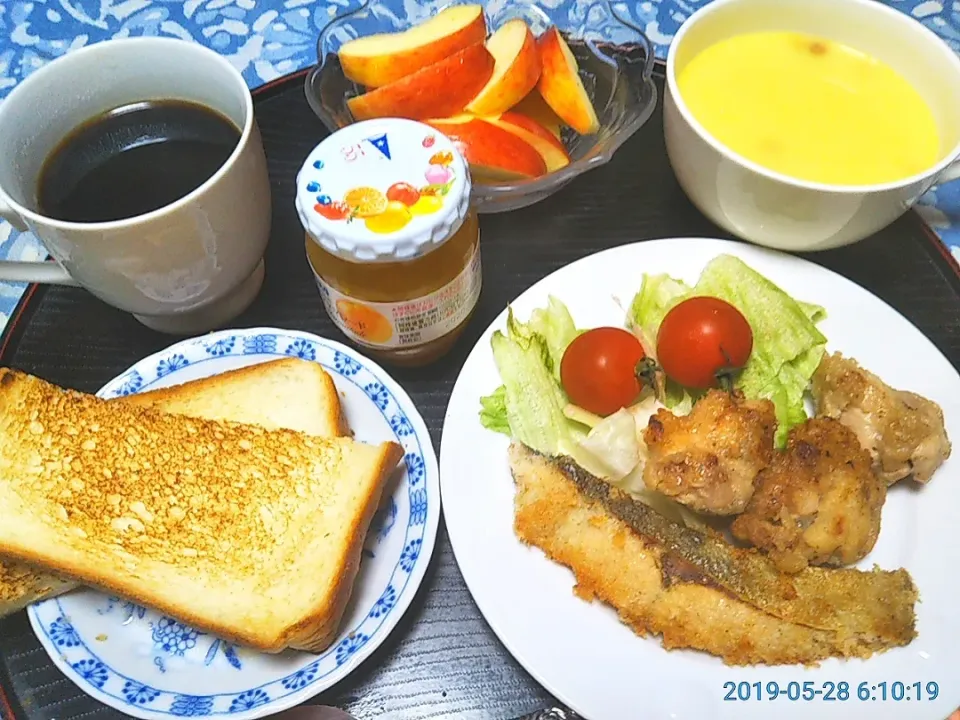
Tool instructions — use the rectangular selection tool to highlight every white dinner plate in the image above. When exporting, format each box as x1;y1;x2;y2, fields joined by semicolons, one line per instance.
440;238;960;720
28;328;440;720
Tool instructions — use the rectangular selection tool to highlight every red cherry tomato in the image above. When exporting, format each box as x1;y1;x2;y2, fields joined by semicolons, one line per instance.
560;327;647;417
386;182;421;206
656;296;753;389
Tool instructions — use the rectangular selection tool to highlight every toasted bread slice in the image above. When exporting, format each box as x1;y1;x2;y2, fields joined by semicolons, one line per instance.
117;357;346;437
0;567;76;618
0;358;348;618
0;368;392;654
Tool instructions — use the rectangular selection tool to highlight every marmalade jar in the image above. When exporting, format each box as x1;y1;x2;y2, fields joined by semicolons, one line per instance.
294;118;481;367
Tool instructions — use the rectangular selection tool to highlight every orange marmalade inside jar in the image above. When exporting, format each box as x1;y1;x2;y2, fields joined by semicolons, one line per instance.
295;118;481;367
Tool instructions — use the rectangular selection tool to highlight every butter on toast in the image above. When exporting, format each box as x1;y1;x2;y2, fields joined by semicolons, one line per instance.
0;368;399;654
0;358;348;618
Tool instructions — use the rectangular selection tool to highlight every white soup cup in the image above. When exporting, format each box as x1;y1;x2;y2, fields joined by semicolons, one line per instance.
664;0;960;251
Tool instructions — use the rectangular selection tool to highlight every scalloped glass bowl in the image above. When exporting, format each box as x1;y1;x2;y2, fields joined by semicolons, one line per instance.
305;0;657;214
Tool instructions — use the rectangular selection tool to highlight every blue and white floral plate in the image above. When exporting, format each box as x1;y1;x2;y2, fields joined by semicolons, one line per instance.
26;328;440;720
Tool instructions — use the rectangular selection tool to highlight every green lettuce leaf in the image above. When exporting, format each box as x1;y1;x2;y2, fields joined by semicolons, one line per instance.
478;302;583;455
627;273;691;348
478;385;510;435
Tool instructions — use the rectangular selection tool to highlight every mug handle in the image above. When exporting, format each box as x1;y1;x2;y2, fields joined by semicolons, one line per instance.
0;198;78;286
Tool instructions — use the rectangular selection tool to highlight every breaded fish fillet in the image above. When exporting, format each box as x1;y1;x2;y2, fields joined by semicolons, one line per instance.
509;442;917;666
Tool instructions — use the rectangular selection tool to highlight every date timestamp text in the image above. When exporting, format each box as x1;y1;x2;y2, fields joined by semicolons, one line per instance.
723;681;940;702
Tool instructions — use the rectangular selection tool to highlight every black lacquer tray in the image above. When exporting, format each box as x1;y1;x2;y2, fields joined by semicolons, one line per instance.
1;65;959;720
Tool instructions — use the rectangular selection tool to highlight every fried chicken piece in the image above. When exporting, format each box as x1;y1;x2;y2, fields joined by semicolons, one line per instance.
811;353;951;485
731;418;887;574
643;390;776;515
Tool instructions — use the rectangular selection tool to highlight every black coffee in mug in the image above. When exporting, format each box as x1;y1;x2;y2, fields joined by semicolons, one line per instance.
37;99;241;224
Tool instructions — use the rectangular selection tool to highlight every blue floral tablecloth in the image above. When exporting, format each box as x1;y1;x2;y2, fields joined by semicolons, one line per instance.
0;0;958;332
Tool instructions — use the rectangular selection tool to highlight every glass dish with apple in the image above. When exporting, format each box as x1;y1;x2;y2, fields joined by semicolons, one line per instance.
305;0;657;213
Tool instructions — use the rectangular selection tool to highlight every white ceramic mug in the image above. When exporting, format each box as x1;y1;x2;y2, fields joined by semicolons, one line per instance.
0;37;271;333
664;0;960;251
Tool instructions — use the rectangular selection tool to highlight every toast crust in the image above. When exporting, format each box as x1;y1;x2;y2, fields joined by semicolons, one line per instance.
0;358;348;618
285;443;399;652
0;368;400;652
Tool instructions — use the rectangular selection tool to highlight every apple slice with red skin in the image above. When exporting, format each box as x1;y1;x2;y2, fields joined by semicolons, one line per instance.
511;89;565;140
465;18;541;117
338;5;487;88
426;115;547;181
536;26;600;135
487;111;571;172
347;44;495;121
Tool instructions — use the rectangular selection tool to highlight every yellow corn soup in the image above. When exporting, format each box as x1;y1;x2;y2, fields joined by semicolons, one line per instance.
676;31;941;185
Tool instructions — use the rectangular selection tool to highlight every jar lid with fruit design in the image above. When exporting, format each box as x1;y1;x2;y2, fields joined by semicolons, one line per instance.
295;118;471;263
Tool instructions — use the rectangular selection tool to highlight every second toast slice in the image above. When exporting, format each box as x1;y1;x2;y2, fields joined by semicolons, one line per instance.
119;357;347;437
